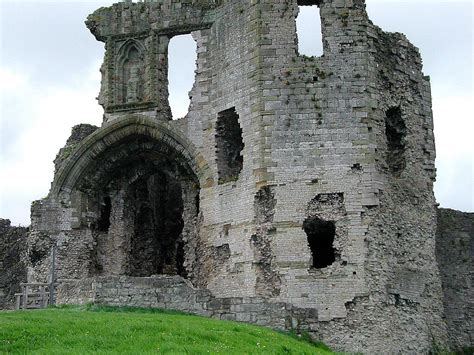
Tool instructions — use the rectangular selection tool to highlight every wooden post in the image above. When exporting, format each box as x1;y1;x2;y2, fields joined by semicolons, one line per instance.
49;245;56;306
22;285;28;309
39;286;47;308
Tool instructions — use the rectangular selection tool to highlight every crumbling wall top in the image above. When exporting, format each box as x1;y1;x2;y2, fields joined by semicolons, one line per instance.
86;0;218;41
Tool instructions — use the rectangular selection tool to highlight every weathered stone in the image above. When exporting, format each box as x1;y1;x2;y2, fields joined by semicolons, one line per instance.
53;124;99;175
0;219;28;309
0;0;470;353
436;208;474;350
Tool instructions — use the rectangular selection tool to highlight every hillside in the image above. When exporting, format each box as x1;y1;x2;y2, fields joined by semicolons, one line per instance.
0;305;333;354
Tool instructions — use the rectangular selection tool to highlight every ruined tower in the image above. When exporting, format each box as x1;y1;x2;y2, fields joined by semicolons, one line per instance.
26;0;449;352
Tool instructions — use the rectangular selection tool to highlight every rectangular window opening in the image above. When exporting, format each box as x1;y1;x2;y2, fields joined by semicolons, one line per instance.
303;216;337;269
168;34;197;120
296;3;323;57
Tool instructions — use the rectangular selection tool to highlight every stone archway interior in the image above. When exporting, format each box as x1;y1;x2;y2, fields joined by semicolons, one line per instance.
75;133;200;279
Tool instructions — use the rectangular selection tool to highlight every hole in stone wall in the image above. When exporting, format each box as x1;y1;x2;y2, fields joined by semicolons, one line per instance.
215;107;244;184
195;191;200;213
385;106;406;175
303;216;336;268
168;34;197;120
97;196;112;232
29;247;48;267
296;3;323;57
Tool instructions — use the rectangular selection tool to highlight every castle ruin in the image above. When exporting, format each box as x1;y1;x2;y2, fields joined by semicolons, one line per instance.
1;0;472;353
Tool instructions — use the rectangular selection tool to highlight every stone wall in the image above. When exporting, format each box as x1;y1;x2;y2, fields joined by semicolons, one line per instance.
23;0;452;353
436;208;473;350
57;275;318;331
53;124;98;174
0;219;27;309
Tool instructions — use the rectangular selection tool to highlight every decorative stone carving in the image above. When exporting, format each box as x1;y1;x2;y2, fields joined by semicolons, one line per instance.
126;64;141;103
121;46;143;104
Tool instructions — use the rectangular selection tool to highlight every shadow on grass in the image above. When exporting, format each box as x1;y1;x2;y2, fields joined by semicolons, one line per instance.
287;331;332;351
52;303;189;315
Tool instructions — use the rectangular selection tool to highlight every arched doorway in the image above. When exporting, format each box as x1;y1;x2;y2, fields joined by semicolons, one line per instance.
51;115;209;282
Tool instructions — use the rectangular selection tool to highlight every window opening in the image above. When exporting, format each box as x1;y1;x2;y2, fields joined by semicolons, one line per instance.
215;108;244;184
296;3;323;57
303;216;336;268
168;34;197;120
385;106;406;175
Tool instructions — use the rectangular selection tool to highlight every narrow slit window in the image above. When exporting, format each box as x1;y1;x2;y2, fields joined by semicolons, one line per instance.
168;34;197;120
215;108;244;184
296;2;323;57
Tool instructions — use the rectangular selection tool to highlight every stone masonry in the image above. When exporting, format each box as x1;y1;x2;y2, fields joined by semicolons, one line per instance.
5;0;471;353
0;219;27;309
436;208;473;350
56;275;319;330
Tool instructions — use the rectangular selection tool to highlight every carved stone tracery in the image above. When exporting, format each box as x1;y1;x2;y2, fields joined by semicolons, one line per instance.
116;39;146;105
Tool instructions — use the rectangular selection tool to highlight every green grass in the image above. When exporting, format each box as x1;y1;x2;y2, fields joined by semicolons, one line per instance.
0;305;334;354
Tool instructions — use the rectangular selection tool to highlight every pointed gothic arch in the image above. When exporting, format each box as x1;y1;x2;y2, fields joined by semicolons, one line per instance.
51;114;211;199
49;114;211;279
115;39;147;104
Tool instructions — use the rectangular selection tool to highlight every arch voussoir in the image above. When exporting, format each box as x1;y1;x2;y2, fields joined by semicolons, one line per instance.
51;115;210;198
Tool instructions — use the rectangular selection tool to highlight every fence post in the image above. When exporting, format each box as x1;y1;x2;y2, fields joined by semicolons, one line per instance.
16;294;21;310
22;285;28;309
49;245;56;306
39;286;47;308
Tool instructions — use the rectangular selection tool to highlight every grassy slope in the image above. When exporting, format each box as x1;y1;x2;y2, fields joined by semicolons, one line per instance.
0;306;333;354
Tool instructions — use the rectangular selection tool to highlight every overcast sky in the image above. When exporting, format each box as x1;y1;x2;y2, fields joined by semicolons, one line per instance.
0;0;472;225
